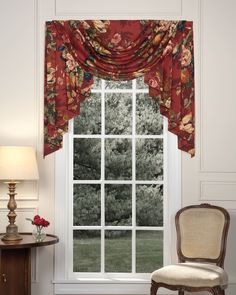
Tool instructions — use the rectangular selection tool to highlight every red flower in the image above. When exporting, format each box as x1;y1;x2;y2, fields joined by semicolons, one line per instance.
47;124;57;139
148;78;158;88
31;215;50;227
111;33;121;45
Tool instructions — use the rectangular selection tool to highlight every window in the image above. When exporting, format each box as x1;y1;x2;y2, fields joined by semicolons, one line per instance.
72;77;164;275
54;77;181;294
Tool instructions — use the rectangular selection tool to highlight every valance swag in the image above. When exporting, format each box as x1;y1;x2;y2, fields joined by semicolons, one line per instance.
44;20;195;156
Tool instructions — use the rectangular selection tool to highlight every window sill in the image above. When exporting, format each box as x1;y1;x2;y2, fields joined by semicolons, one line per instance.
53;278;173;295
54;279;148;295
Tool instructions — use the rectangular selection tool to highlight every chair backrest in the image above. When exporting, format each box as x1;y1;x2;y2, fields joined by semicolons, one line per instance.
175;203;230;267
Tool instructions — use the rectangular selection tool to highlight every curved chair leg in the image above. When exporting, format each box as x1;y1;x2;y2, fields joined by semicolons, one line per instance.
209;287;223;295
150;281;159;295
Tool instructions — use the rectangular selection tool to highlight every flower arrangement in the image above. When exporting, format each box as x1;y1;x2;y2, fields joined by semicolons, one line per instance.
26;215;50;242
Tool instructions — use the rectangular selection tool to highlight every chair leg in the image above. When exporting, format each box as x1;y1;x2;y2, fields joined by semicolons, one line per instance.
218;289;225;295
150;281;159;295
178;291;184;295
210;287;224;295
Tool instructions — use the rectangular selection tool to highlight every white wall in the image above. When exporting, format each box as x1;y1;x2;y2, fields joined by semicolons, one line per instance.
0;0;235;295
0;1;55;294
181;1;236;294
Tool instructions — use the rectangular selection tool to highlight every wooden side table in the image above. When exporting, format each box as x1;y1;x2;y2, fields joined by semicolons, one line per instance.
0;233;59;295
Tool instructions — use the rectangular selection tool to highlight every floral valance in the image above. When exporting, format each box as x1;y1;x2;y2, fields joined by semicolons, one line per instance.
44;20;195;156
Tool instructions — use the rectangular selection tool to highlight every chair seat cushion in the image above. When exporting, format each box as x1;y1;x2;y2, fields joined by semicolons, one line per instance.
151;262;228;288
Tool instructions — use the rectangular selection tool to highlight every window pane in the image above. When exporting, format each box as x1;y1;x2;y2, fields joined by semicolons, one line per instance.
74;93;101;135
136;231;163;273
136;139;163;180
136;93;163;135
74;184;101;226
105;80;132;89
136;76;148;89
105;93;132;135
73;230;101;272
92;76;102;90
105;185;132;226
136;185;163;226
105;139;132;180
74;138;101;180
105;230;132;272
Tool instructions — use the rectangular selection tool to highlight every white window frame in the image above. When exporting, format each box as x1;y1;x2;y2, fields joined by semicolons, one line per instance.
53;79;181;295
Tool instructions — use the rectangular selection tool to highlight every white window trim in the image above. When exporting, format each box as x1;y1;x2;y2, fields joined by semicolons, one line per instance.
54;88;181;295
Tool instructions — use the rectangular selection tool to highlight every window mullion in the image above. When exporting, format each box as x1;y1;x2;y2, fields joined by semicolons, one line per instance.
70;119;75;277
163;117;168;266
132;79;136;274
101;79;105;274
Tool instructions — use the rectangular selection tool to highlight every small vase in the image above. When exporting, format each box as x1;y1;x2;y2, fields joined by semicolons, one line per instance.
32;226;46;242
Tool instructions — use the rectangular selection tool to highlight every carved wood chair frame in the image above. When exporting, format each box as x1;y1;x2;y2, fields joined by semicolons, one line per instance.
151;203;230;295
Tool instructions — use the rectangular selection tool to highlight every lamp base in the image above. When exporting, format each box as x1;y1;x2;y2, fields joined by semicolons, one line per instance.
1;224;22;241
1;182;23;241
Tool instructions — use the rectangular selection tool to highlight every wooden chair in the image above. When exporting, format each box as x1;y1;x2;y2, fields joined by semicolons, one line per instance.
151;203;230;295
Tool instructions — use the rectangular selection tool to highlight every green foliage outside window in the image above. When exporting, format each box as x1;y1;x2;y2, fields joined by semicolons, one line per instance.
73;78;164;273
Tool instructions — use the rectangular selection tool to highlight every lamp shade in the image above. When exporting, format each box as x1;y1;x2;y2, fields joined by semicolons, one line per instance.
0;146;39;180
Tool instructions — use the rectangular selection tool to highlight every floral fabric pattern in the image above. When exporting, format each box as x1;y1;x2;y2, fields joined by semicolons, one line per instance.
44;20;195;156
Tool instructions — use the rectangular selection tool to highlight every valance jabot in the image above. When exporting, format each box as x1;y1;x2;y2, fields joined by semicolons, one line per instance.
44;20;195;156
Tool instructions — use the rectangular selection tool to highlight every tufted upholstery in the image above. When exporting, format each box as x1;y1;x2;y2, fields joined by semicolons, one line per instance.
152;262;228;288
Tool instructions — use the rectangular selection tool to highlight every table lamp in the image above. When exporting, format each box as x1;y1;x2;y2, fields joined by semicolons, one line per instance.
0;146;39;241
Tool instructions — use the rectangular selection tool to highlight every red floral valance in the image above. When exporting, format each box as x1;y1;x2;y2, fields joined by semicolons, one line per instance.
44;20;195;156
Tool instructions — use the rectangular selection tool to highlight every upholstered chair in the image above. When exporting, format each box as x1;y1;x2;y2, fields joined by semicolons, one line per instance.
151;203;230;295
